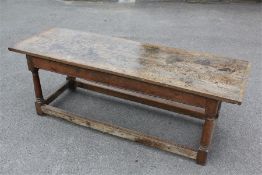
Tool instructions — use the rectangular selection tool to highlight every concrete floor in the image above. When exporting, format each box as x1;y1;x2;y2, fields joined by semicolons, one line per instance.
1;0;262;174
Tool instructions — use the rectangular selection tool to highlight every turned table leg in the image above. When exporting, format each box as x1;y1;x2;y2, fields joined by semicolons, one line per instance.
27;56;45;115
31;68;45;115
196;99;220;165
66;76;77;90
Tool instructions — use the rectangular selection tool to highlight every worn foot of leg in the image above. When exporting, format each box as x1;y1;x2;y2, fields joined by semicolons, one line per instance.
35;100;44;115
195;119;215;166
66;76;77;90
196;149;208;165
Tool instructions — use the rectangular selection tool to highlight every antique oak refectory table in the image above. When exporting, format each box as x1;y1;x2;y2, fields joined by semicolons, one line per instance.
8;28;251;165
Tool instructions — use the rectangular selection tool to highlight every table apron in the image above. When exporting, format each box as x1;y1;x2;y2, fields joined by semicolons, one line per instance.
28;56;207;108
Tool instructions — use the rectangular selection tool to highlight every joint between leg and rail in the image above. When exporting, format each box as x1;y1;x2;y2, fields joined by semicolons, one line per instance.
66;76;77;90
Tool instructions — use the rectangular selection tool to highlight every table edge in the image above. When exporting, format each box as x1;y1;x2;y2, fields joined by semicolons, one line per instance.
9;46;251;105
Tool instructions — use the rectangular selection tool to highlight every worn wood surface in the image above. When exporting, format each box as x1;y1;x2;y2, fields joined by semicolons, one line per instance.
9;28;250;104
41;104;198;159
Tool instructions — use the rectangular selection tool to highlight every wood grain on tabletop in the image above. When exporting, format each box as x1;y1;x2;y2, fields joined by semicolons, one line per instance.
8;28;251;104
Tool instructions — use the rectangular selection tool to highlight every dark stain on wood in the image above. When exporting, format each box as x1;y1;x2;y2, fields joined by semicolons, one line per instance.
194;59;211;66
143;44;160;54
166;56;184;64
218;67;235;73
135;138;164;148
85;121;91;126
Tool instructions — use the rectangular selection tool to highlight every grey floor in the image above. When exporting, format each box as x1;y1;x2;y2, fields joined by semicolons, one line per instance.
1;0;262;174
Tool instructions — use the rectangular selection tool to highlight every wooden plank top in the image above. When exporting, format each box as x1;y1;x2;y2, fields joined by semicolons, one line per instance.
8;28;251;104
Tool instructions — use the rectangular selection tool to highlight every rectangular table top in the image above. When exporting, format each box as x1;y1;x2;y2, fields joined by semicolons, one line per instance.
9;28;251;104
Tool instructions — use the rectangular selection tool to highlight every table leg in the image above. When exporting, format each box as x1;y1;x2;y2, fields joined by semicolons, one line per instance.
31;68;45;115
196;99;220;165
196;118;216;165
27;56;45;115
